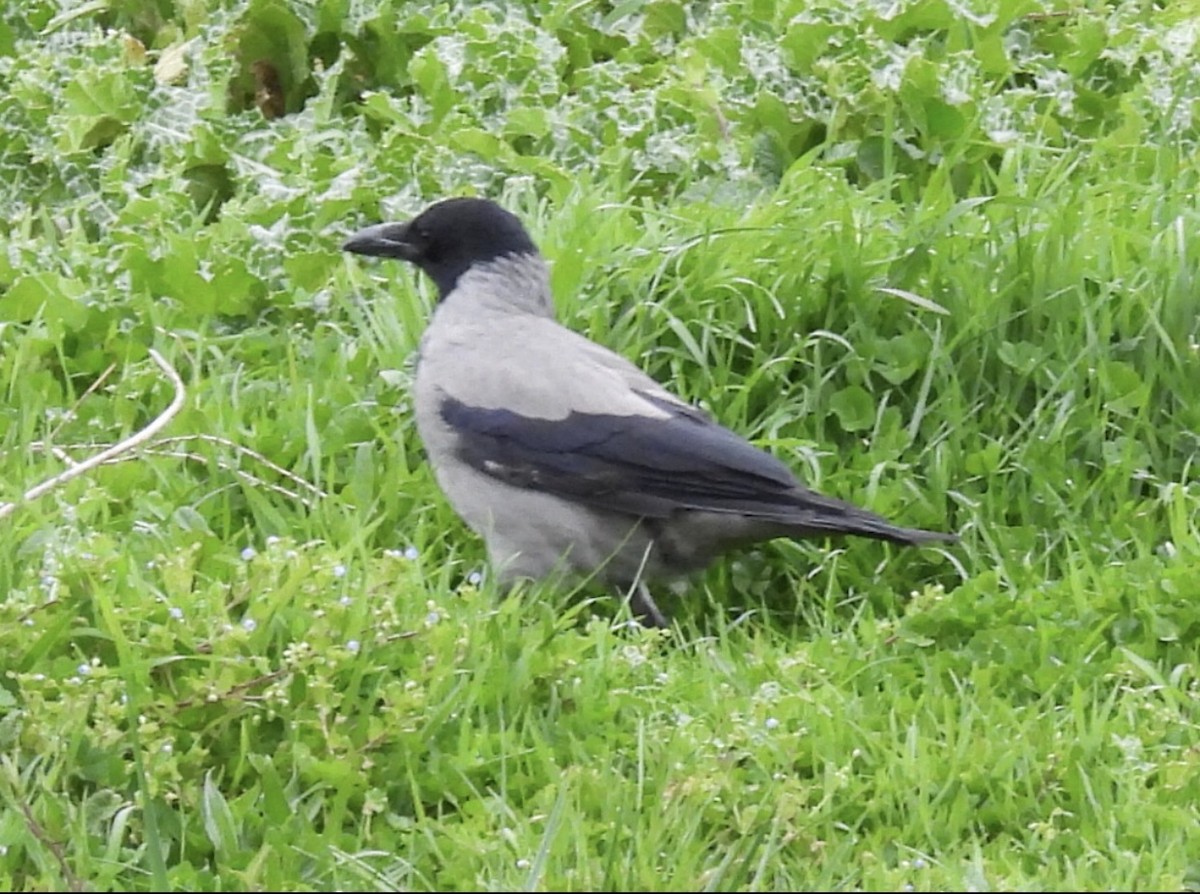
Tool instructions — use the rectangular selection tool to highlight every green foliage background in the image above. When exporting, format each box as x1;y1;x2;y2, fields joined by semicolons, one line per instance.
2;0;1199;890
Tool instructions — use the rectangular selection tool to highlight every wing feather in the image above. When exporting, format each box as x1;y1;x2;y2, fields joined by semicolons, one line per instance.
439;394;817;521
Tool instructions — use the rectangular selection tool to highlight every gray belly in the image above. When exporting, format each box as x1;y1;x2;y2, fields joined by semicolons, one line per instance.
433;458;659;584
432;455;786;586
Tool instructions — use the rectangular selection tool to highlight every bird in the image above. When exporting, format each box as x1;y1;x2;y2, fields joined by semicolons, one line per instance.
342;197;957;627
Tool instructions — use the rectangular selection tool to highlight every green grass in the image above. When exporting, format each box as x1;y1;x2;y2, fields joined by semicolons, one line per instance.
2;0;1200;890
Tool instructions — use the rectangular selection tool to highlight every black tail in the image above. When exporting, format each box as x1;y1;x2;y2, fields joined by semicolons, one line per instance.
779;490;958;547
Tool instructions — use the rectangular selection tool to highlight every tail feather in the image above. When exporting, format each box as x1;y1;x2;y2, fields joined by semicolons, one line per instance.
783;500;958;547
653;484;958;547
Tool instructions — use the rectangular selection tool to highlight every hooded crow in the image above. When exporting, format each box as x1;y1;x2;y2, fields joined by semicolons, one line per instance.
343;197;957;626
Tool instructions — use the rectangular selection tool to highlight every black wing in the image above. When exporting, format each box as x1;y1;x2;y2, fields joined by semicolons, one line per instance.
439;391;814;520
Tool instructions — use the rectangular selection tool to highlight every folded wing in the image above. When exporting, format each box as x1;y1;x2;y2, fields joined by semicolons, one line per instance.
439;390;855;521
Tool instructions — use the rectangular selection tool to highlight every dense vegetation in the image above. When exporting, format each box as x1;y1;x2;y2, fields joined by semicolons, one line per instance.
2;0;1198;889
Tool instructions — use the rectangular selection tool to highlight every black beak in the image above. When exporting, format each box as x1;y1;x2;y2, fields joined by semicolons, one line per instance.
342;221;419;260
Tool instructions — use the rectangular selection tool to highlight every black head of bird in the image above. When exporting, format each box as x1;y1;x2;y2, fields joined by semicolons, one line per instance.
343;197;537;299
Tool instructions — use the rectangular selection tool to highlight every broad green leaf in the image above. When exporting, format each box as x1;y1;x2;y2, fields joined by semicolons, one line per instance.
829;385;876;432
0;274;89;331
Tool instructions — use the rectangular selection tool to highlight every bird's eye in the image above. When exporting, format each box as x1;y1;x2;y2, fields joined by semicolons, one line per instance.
411;223;441;259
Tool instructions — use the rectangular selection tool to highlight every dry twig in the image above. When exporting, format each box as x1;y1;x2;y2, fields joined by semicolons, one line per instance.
15;797;86;892
0;350;186;521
